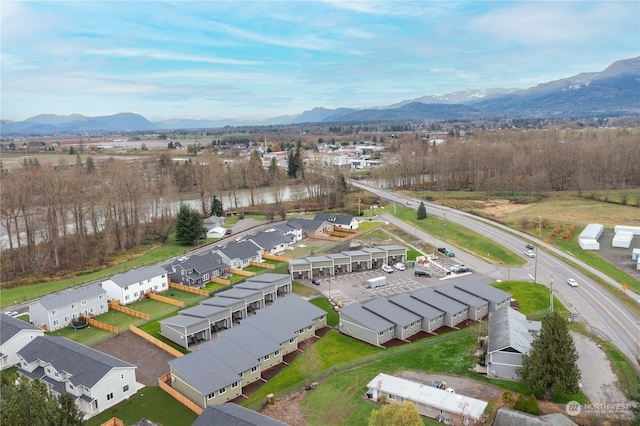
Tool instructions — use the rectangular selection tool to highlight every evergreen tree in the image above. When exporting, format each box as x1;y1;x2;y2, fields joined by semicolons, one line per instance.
417;202;427;220
294;146;304;178
210;196;224;217
85;156;95;174
514;393;527;412
517;311;580;400
287;148;297;178
175;204;204;245
369;401;422;426
525;394;540;415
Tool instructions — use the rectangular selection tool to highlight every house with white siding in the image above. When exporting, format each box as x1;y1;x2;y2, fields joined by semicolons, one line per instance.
17;336;137;418
29;283;108;331
0;314;45;370
102;265;168;305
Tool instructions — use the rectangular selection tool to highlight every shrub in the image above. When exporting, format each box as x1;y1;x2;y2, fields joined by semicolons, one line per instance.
514;393;527;412
525;394;540;415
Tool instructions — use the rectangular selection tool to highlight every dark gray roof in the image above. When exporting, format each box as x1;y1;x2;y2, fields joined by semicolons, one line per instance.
215;240;262;262
341;250;370;257
216;287;263;300
313;213;354;226
219;323;281;360
235;281;273;292
108;265;167;288
362;297;421;326
18;337;134;388
33;283;106;311
361;248;385;256
454;279;511;304
1;314;43;342
493;408;578;426
241;312;297;344
169;349;240;395
388;293;444;320
286;218;326;232
325;253;350;261
199;336;259;375
273;294;326;321
192;404;287;426
306;255;332;263
168;252;227;275
244;273;289;284
180;304;230;319
411;288;467;314
273;223;299;234
160;314;209;328
247;229;294;251
487;307;536;354
288;258;311;266
339;303;394;332
434;284;489;308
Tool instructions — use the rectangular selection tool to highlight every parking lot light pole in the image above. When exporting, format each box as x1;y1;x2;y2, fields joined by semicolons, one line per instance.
534;246;538;284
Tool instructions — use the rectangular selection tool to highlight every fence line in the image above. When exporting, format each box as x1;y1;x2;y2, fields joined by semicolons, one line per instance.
250;261;275;269
99;417;124;426
263;253;291;262
158;372;203;415
129;325;184;358
169;282;210;296
148;292;185;307
87;318;120;334
229;268;256;277
108;301;151;320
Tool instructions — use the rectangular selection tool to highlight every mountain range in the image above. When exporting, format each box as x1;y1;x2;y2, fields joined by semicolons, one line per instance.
2;57;638;136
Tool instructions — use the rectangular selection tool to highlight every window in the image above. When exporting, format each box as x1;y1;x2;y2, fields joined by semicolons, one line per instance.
125;295;130;300
231;382;238;389
388;394;396;401
240;372;244;378
51;310;58;315
64;316;70;322
69;384;74;390
55;372;59;377
251;366;258;373
100;304;106;310
124;286;129;291
274;350;280;356
154;285;158;290
289;338;295;344
106;392;114;401
81;300;87;306
72;313;78;319
121;374;124;379
219;388;226;395
207;392;215;399
298;329;304;334
162;274;165;278
379;331;384;336
162;282;167;288
90;307;95;313
307;325;313;330
264;354;270;360
134;292;138;297
71;303;77;309
53;319;59;326
99;294;104;299
416;319;421;325
389;327;394;332
47;368;51;373
123;384;129;392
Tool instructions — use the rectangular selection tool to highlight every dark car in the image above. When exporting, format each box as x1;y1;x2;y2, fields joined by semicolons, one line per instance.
225;229;232;235
525;243;534;250
437;247;447;254
311;279;320;286
414;269;432;277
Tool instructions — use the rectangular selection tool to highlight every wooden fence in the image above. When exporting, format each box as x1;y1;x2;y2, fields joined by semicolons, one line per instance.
148;292;185;307
158;372;203;415
108;301;151;320
262;253;291;262
88;318;120;334
250;261;275;269
229;268;256;277
327;230;351;238
169;282;209;296
306;232;342;242
100;418;124;426
211;277;231;285
129;325;184;358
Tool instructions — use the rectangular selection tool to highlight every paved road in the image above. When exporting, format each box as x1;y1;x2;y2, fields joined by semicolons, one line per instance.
351;180;640;370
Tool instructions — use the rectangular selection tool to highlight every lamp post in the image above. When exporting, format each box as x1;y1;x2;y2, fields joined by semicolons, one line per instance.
534;246;538;284
443;212;447;242
358;198;361;217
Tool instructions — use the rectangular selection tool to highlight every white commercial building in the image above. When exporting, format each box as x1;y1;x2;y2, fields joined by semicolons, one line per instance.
578;223;603;250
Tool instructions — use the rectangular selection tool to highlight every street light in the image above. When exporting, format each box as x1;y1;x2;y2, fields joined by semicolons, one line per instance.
358;198;361;217
443;212;447;242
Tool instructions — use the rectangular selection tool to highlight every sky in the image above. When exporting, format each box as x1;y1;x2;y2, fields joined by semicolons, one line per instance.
1;1;639;122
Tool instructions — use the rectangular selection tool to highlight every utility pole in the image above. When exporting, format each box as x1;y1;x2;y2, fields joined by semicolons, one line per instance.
443;212;447;242
534;246;538;284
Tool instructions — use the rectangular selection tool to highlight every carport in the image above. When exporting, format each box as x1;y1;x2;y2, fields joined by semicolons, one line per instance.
289;258;312;280
306;255;334;277
160;314;211;349
326;253;351;274
343;250;372;271
362;248;386;268
378;245;408;265
180;304;232;333
202;296;247;323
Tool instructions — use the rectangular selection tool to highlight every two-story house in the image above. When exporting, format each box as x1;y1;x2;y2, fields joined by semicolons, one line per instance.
0;314;45;370
165;252;228;288
102;265;168;305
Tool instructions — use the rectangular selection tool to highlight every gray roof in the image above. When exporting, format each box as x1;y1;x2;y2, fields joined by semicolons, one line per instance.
273;223;299;234
240;312;297;344
168;252;227;275
376;245;406;252
339;303;394;332
169;349;240;395
161;314;209;328
192;404;287;426
216;287;263;300
203;296;246;308
388;293;444;320
235;281;273;292
411;288;467;314
325;253;350;261
434;284;489;308
273;294;326;321
362;297;421;326
288;258;311;266
244;273;289;284
341;250;370;257
219;324;281;360
248;229;294;251
180;304;230;319
199;336;259;375
108;265;167;287
361;247;386;256
33;283;106;311
215;240;262;261
493;408;578;426
313;213;354;226
18;337;134;388
286;218;327;232
454;279;511;304
1;314;43;342
488;307;537;354
306;255;332;263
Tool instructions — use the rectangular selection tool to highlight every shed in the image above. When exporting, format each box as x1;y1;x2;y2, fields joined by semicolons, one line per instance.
612;231;634;248
578;223;603;250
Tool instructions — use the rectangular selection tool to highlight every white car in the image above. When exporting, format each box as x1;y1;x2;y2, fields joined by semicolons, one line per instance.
3;311;19;317
524;249;536;258
381;264;394;273
393;262;406;271
567;278;579;287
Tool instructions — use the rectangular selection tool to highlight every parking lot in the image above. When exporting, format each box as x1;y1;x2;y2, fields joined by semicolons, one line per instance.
311;257;473;306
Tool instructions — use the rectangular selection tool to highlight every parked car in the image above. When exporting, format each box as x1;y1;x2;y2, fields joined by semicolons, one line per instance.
525;243;535;250
3;311;19;317
450;264;469;273
381;264;394;273
524;249;536;258
414;269;432;277
406;201;412;205
437;247;455;257
437;247;447;254
567;278;579;287
225;229;232;235
393;262;406;271
430;380;446;390
311;279;320;286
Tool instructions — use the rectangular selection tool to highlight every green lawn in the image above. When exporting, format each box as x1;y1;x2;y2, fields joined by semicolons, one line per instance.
86;386;198;426
491;281;568;318
292;280;321;298
95;310;147;331
309;297;338;326
137;312;191;355
393;206;525;266
46;325;115;347
127;299;180;319
159;288;206;305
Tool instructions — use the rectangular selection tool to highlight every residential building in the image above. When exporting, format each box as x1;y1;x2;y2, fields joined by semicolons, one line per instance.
213;240;263;269
0;314;45;370
192;403;287;426
338;303;396;347
361;298;422;341
165;252;228;288
411;288;469;328
313;213;359;230
388;293;445;333
434;284;489;321
247;228;295;254
17;336;137;418
453;279;511;312
102;265;168;305
29;283;108;331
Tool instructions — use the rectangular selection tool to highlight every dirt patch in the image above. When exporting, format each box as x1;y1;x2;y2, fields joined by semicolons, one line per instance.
260;389;308;426
397;371;505;401
92;331;177;386
477;199;531;219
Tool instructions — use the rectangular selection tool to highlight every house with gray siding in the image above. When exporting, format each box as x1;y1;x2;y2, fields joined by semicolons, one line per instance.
338;303;395;347
411;288;469;328
487;307;541;379
388;293;445;333
213;240;263;269
313;213;359;230
454;279;511;312
179;304;232;333
159;314;211;349
193;403;287;426
215;287;264;313
273;222;304;243
165;252;228;288
362;298;422;341
247;228;294;254
29;283;108;332
202;296;247;323
199;336;261;388
17;336;136;418
434;284;489;321
240;312;299;356
286;218;332;235
0;314;45;370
